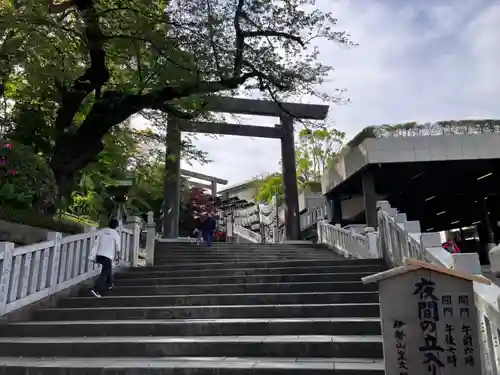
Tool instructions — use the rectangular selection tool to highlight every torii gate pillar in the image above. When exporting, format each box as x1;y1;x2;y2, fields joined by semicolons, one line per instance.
163;118;181;238
280;114;301;240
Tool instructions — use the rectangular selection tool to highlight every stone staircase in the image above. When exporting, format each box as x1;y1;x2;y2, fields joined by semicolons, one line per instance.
0;242;386;374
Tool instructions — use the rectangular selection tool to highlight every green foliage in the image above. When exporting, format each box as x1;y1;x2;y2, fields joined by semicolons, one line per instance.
0;139;57;211
347;126;378;147
127;148;166;222
296;127;344;184
66;122;139;219
254;173;284;205
348;120;500;147
0;0;352;191
253;127;344;203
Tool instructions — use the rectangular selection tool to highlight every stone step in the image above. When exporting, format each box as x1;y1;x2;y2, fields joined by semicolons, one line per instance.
155;247;334;252
115;272;373;286
34;303;380;321
154;257;334;263
155;243;323;248
116;264;386;278
1;317;382;337
158;249;333;254
59;291;379;308
4;242;385;374
135;259;384;271
156;247;332;252
0;335;384;358
0;356;385;375
82;281;376;296
154;255;337;261
155;257;338;261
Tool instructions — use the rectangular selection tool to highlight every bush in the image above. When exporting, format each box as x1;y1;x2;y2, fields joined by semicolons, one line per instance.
0;139;57;211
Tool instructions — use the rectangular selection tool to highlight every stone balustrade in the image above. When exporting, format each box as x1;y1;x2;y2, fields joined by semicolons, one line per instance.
0;218;141;317
318;199;500;375
317;221;378;259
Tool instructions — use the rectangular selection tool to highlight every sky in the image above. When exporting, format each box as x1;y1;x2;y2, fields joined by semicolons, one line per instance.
133;0;500;188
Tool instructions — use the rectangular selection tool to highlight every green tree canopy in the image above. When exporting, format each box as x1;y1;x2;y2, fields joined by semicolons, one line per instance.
254;126;344;204
0;139;57;212
0;0;352;195
254;173;283;205
296;127;344;184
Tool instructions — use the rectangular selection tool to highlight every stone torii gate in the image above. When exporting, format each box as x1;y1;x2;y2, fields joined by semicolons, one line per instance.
163;96;329;240
181;169;228;196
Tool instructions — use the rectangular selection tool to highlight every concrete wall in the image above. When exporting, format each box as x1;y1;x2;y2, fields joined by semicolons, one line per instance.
220;185;258;202
0;220;53;245
339;194;386;220
298;192;324;213
322;133;500;194
0;219;94;246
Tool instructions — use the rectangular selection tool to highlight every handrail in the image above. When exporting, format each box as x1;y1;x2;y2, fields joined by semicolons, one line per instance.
317;221;378;259
0;225;140;317
233;224;262;243
300;203;328;230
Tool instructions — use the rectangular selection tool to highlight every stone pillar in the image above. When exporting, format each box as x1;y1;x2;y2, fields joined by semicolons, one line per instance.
47;232;63;295
125;216;141;267
0;241;14;315
145;212;156;267
162;118;181;238
211;181;217;197
481;197;495;246
332;195;343;225
364;227;379;258
362;169;377;229
280;114;300;240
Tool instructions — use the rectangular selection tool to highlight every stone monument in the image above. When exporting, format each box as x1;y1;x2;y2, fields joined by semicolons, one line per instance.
362;258;490;375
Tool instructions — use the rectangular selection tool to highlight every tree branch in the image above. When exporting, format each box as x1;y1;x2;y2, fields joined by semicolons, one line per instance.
54;0;109;133
242;30;304;46
144;71;257;109
205;0;223;79
233;0;245;78
47;0;74;14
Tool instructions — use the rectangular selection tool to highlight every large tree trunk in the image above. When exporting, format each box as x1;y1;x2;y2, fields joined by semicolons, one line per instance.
50;90;143;197
50;133;104;198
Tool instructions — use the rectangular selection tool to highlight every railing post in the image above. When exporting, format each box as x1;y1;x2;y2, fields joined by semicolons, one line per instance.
125;216;141;267
0;242;14;316
364;227;379;258
145;212;156;267
47;232;62;295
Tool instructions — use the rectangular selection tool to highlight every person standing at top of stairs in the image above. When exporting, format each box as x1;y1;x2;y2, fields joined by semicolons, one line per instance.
90;219;121;298
200;213;217;247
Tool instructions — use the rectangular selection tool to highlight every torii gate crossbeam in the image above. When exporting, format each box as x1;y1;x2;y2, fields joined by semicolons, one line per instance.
181;169;228;196
162;96;329;240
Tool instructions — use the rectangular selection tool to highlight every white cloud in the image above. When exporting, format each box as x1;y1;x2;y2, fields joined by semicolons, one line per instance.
141;0;500;186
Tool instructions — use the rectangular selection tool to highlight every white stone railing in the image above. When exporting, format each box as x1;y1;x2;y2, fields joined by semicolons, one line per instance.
233;224;262;243
317;221;378;259
300;203;328;230
0;218;141;317
376;201;500;375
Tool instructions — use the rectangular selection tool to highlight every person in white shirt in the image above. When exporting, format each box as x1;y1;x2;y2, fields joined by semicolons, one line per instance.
90;219;121;298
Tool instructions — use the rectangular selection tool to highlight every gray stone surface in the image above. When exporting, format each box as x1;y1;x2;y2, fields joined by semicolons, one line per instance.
202;96;329;119
179;121;282;139
0;242;385;374
378;268;481;375
0;357;384;374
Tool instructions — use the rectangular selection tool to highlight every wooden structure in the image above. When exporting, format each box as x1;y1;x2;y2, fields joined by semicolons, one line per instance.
362;259;488;375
